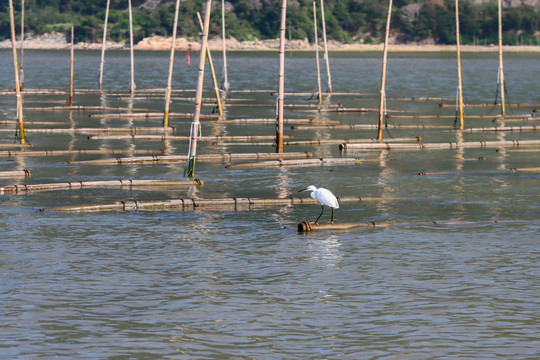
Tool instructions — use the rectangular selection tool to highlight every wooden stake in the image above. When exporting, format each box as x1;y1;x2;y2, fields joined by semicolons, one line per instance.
69;26;74;105
128;0;136;95
99;0;110;90
313;2;322;106
276;0;287;154
455;0;464;129
197;11;223;116
9;0;24;144
320;0;332;93
377;0;392;141
221;0;229;92
185;0;212;177
163;0;181;128
497;0;505;116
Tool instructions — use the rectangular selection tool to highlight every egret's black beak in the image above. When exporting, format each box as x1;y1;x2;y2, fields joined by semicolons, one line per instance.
298;188;307;193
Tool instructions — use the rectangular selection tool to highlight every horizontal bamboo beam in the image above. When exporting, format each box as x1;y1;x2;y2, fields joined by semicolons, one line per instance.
213;137;420;146
510;167;540;173
225;157;366;169
387;96;456;101
43;195;410;212
458;125;539;132
270;91;374;96
0;149;165;157
298;219;531;232
439;103;540;108
89;112;217;119
25;106;150;111
0;170;30;178
292;123;451;130
65;152;313;165
0;179;202;194
340;139;540;151
0;143;32;149
0;127;175;134
496;148;539;153
203;118;342;125
87;134;291;141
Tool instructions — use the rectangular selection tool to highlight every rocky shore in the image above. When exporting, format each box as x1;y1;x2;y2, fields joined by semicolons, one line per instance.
1;32;539;52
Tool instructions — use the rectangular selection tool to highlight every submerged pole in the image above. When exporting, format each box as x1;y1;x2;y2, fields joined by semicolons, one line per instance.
221;0;229;92
276;0;287;153
455;0;464;129
497;0;505;116
185;0;212;177
69;26;74;105
313;2;322;105
377;0;392;141
128;0;136;95
19;0;24;91
163;0;181;128
320;0;332;93
99;0;110;90
9;0;24;144
197;12;223;116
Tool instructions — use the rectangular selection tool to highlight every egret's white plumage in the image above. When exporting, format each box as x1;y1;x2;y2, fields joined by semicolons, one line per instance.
299;185;339;224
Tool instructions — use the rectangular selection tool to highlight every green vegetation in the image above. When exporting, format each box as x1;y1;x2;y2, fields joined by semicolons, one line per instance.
1;0;539;45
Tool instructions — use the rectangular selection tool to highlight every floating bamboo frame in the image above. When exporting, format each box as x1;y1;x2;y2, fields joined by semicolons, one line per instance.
0;179;202;195
43;195;407;212
340;139;540;151
0;127;175;135
292;124;451;130
458;125;539;132
214;137;421;147
65;152;313;165
0;149;165;158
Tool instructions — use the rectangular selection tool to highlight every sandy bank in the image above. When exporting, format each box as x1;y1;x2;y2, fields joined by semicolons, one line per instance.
1;33;539;52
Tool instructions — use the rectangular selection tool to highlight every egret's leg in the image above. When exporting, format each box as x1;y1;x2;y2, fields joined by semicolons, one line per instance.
330;208;335;224
314;205;324;224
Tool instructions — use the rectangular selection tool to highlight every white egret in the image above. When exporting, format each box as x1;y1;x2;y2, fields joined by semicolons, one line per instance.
298;185;339;224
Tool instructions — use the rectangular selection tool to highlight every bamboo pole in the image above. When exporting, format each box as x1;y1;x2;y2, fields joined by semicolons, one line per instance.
163;0;181;128
455;0;464;129
0;127;175;134
88;134;290;141
497;0;505;116
19;0;24;91
0;170;30;178
185;0;212;177
226;157;364;169
276;0;287;153
197;11;223;116
45;196;403;212
65;152;313;165
320;0;332;93
216;137;421;147
221;0;229;92
459;125;538;132
128;0;135;95
292;123;451;130
9;0;25;145
377;0;393;141
0;149;165;157
340;139;540;151
99;0;110;90
313;2;322;105
0;179;202;195
69;26;74;105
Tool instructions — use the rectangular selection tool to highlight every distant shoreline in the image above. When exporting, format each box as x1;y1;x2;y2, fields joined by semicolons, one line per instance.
1;33;539;52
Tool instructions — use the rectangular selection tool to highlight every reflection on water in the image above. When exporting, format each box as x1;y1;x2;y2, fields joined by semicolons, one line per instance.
0;50;539;359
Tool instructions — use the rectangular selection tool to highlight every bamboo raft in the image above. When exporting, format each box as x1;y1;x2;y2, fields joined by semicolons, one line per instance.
225;157;366;169
458;125;539;132
340;139;540;151
65;152;313;165
42;195;411;212
0;170;31;178
0;179;203;194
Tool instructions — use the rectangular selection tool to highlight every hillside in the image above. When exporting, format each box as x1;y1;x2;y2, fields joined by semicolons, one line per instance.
1;0;539;46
